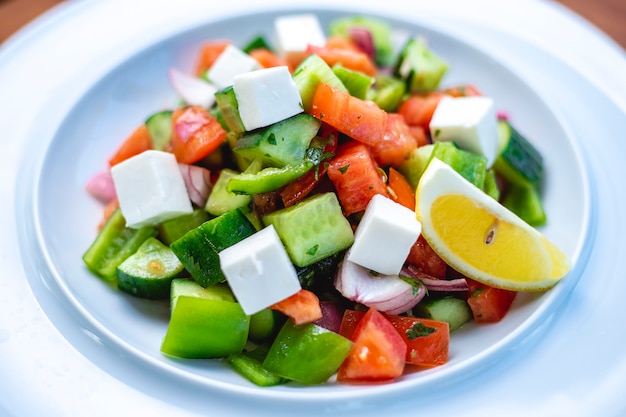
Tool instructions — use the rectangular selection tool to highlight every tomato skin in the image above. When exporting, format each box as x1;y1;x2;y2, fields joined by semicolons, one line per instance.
339;310;449;367
327;141;389;216
248;48;287;68
466;278;517;322
195;40;230;76
405;235;447;279
398;91;444;130
387;167;415;211
309;83;387;147
337;308;407;382
108;124;153;167
270;289;323;325
371;113;418;168
171;105;227;165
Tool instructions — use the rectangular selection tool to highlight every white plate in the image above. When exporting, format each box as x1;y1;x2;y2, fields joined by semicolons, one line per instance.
1;0;625;416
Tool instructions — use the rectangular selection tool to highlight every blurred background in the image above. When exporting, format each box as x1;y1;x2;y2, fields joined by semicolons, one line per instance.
1;0;625;48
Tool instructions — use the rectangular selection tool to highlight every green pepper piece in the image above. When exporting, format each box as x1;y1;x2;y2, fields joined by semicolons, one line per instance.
161;296;249;359
332;64;372;99
82;208;157;279
226;161;314;195
227;352;288;387
262;321;353;385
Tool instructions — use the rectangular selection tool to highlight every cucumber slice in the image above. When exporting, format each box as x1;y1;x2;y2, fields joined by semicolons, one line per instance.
292;54;347;112
394;37;448;92
414;297;472;332
332;64;372;100
483;169;500;201
116;237;184;299
215;86;245;133
262;192;354;267
157;209;210;245
205;168;253;216
233;114;321;167
494;119;543;188
170;209;257;287
397;144;434;188
502;182;547;227
367;75;406;112
145;110;173;151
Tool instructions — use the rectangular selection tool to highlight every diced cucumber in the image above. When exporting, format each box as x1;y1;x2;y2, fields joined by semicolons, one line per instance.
292;54;347;112
263;192;355;267
205;169;253;216
170;209;257;287
332;64;372;99
83;209;157;279
296;251;343;289
116;237;184;299
429;141;488;189
367;75;406;112
397;144;434;188
494;119;543;188
394;37;448;92
233;114;321;167
328;16;395;66
414;297;472;332
215;86;245;133
170;278;235;310
502;182;547;227
157;209;210;245
145;110;173;151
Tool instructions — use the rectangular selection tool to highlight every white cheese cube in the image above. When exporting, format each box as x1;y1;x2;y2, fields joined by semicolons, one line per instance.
110;150;193;229
219;225;301;315
347;194;422;276
429;96;499;167
274;14;326;55
233;66;303;131
206;44;260;89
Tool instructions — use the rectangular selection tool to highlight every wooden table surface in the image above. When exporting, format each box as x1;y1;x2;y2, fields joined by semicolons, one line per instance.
1;0;625;48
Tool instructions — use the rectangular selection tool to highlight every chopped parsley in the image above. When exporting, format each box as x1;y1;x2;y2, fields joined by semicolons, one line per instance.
338;164;350;175
267;133;277;145
306;245;319;256
406;322;438;340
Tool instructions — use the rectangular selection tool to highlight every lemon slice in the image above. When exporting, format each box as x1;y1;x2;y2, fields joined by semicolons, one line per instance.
415;158;570;291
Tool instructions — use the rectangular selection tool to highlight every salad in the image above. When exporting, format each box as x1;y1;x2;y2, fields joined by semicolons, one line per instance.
82;13;569;386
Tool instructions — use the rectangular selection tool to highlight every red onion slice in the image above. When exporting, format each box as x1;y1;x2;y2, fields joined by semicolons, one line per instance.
169;68;218;109
402;265;468;292
178;163;212;207
85;169;116;204
349;27;376;61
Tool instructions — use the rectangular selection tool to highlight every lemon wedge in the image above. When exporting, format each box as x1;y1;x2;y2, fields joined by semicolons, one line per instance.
415;158;570;291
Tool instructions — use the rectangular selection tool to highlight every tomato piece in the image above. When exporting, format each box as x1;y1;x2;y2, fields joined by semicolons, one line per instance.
171;105;227;165
248;48;287;68
327;141;389;216
371;113;418;167
270;289;323;325
309;82;387;147
398;92;444;130
466;278;517;322
195;40;230;76
387;167;415;211
339;310;449;367
405;235;447;279
108;124;153;167
337;308;406;382
306;38;377;76
408;125;429;147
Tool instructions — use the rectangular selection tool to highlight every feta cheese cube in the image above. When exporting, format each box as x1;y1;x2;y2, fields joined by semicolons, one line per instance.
274;14;326;55
233;66;303;131
429;96;499;167
206;44;260;89
347;194;422;276
110;150;193;229
219;225;301;315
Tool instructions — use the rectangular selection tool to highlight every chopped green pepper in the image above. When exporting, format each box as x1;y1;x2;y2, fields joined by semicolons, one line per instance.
226;161;314;195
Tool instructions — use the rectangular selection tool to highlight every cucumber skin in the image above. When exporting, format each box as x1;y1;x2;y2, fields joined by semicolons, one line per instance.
157;209;210;246
116;237;184;300
494;120;544;187
170;209;257;287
